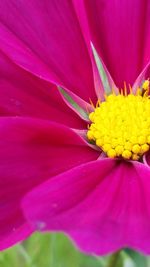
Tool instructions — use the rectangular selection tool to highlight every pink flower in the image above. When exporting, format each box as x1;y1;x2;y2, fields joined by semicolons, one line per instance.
0;0;150;255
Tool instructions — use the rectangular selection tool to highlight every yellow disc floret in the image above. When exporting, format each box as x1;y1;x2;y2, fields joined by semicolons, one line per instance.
87;87;150;160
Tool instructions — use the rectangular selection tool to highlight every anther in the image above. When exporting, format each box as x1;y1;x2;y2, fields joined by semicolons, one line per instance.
87;83;150;161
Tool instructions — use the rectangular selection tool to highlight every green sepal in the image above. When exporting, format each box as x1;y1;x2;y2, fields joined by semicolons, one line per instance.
91;42;112;95
58;86;89;120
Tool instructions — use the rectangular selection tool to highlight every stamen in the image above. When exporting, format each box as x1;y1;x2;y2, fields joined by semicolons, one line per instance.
87;81;150;160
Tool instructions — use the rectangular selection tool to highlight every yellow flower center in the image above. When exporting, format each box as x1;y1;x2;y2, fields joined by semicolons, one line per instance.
87;81;150;160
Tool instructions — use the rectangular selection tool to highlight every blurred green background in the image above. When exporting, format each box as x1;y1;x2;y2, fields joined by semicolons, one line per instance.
0;232;149;267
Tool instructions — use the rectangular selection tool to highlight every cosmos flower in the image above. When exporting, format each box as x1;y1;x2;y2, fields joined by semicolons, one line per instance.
0;0;150;255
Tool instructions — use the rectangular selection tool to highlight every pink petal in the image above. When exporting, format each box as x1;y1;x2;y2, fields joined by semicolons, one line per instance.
0;1;96;102
73;1;118;99
0;224;33;251
0;117;98;249
0;51;85;129
82;0;150;87
23;159;150;255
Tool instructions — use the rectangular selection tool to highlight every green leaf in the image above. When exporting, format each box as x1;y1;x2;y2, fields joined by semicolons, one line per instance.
124;248;148;267
106;251;124;267
58;86;89;120
91;42;112;95
1;234;150;267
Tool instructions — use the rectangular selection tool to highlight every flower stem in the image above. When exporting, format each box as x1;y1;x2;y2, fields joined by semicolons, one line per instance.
107;250;122;267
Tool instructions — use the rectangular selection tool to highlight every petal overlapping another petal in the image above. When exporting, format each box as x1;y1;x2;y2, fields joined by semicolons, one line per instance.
0;0;96;102
0;117;98;249
0;51;86;128
73;1;118;98
23;159;150;255
81;0;150;87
